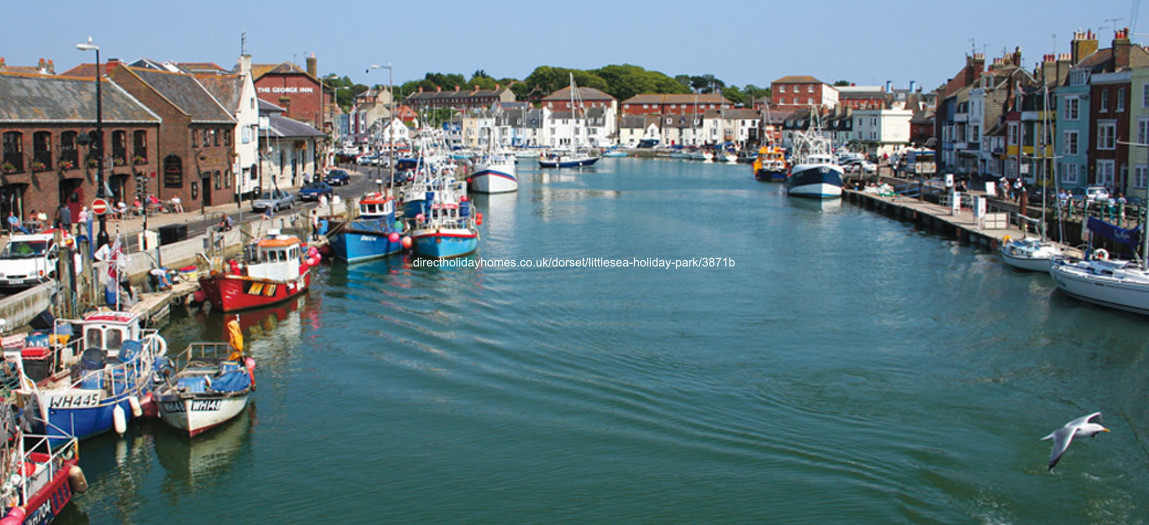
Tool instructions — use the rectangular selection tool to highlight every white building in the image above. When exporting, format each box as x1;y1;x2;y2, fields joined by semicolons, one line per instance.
852;107;913;156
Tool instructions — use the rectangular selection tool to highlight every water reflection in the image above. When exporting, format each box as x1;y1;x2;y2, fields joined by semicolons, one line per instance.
155;408;254;493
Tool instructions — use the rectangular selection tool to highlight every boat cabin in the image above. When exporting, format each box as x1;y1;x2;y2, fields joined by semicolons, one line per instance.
79;311;145;359
359;194;395;219
245;231;304;282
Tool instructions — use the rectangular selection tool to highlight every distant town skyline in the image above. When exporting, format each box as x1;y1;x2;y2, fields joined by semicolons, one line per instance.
5;0;1144;95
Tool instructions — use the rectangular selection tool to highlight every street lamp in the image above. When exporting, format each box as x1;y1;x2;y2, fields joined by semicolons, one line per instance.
76;36;109;249
369;64;395;194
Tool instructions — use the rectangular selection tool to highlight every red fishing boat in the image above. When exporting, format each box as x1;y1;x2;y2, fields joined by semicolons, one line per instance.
198;231;319;313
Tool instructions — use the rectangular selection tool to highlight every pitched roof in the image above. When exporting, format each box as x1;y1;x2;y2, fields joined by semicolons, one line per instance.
175;62;229;75
267;113;325;139
121;67;234;124
621;93;729;105
195;74;243;113
772;75;822;84
58;62;115;78
0;72;160;124
542;86;615;102
252;62;320;83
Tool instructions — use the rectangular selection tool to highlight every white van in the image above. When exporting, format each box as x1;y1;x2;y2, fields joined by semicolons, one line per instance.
0;233;62;290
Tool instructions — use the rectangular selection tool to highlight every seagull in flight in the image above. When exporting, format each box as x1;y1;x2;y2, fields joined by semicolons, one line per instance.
1042;412;1109;471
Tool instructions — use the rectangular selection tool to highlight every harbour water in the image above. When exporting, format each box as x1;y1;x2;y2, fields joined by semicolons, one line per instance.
61;158;1149;523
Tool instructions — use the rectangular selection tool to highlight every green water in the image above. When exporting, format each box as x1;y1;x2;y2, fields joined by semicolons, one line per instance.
60;158;1149;523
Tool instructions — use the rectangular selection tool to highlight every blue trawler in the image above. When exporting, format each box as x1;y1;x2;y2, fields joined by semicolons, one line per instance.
17;310;165;443
329;192;407;263
411;201;480;259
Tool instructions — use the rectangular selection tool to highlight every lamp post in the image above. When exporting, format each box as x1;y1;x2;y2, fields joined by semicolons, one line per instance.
76;37;108;249
369;64;394;195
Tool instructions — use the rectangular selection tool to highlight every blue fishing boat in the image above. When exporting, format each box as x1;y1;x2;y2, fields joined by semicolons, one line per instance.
411;201;479;259
16;310;165;443
329;193;407;263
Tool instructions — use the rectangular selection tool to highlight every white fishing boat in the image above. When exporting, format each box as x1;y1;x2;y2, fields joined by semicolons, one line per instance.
154;320;255;437
470;130;518;194
1000;237;1064;272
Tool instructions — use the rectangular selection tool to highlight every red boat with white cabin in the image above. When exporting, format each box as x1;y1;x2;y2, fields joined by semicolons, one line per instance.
198;230;319;313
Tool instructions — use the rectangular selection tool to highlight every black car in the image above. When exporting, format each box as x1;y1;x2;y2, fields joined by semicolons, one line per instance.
298;181;334;202
325;169;351;186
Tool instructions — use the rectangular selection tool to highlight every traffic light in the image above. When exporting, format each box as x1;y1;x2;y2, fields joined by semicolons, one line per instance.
135;174;147;199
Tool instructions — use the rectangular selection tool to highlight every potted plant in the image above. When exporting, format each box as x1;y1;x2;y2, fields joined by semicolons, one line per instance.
113;157;125;166
31;161;46;171
87;158;98;168
133;155;147;165
1;162;15;174
59;159;75;170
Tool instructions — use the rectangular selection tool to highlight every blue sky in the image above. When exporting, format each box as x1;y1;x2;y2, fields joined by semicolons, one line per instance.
6;0;1143;93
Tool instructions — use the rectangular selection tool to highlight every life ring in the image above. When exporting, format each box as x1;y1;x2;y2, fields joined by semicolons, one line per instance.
1094;248;1109;261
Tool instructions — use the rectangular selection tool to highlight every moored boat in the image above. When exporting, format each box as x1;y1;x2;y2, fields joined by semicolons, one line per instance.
329;193;407;263
411;201;480;259
470;153;518;194
786;155;844;199
15;310;166;442
1000;236;1063;272
753;144;788;182
198;231;316;312
154;320;254;437
1049;253;1149;315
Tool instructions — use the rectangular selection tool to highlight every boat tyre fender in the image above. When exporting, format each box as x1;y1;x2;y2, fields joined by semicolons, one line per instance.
68;465;88;494
1095;248;1109;261
172;294;185;307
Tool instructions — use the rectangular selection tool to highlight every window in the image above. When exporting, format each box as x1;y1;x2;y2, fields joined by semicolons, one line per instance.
133;131;147;163
1101;90;1109;112
32;132;51;171
203;129;211;148
224;130;231;147
214;170;221;190
61;131;78;168
807;85;813;93
779;86;786;93
1061;163;1078;185
1118;88;1125;112
111;130;127;166
1144;85;1149;108
2;131;23;172
191;129;198;148
1064;130;1079;155
1007;123;1018;145
1139;119;1149;145
225;169;232;189
1097;160;1115;186
1137;165;1148;189
1098;122;1117;150
1065;97;1079;120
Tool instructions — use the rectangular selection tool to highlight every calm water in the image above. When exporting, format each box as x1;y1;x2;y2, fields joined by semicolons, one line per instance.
59;158;1149;524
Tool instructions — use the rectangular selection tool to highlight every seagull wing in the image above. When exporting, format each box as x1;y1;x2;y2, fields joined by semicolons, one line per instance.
1048;427;1076;471
1067;412;1102;428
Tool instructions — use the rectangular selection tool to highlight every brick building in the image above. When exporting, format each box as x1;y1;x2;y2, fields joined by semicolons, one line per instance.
404;84;517;113
110;65;236;211
541;85;616;113
0;72;159;225
252;54;326;131
770;76;838;111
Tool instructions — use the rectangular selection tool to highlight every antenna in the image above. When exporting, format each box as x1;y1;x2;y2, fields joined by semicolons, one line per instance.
969;38;976;55
1133;0;1142;36
1102;17;1123;34
241;32;247;55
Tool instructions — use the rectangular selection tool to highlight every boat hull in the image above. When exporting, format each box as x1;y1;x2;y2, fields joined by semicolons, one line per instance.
1000;239;1062;272
1050;260;1149;315
786;165;843;199
330;220;405;263
470;164;518;193
199;272;311;313
538;156;599;168
9;449;79;525
38;393;143;442
412;228;478;258
755;168;787;182
158;395;251;437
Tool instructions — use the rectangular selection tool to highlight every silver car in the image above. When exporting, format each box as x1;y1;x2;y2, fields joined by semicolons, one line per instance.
252;189;296;212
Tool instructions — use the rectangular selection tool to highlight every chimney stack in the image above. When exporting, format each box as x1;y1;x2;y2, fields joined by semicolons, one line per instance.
1071;29;1099;65
239;54;252;76
1115;27;1132;69
306;53;317;78
0;57;5;71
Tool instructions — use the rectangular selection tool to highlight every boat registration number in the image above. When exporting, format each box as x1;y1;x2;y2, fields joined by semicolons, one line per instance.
47;392;101;409
163;399;222;413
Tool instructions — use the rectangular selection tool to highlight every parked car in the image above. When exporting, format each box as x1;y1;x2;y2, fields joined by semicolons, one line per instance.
298;181;334;202
252;189;296;213
0;233;62;291
1084;185;1111;202
1027;187;1054;206
325;169;351;186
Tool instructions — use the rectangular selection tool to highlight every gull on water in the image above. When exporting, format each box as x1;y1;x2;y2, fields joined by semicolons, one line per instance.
1042;412;1109;471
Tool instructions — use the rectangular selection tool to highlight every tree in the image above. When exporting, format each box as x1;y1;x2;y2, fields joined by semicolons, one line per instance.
722;86;746;105
590;64;688;102
833;80;851;86
742;84;771;103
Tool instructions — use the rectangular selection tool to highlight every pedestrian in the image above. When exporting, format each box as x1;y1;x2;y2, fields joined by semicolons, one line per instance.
263;205;273;221
26;209;38;232
218;214;233;232
318;192;328;209
1013;178;1023;202
309;209;319;239
57;204;71;233
77;206;89;237
171;196;183;213
149;267;172;291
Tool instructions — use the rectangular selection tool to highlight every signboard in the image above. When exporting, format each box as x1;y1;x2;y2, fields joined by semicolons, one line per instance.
951;191;961;216
163;155;183;188
91;198;109;216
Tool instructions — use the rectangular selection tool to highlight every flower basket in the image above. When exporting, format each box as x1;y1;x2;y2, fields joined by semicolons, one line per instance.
1;162;16;174
59;160;75;170
133;155;147;165
113;157;126;167
31;161;47;172
87;158;98;168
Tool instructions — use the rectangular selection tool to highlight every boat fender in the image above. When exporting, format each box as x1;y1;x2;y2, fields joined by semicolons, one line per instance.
1094;248;1109;261
171;294;185;307
0;506;26;524
193;290;207;303
68;465;88;494
245;357;257;391
113;404;127;435
129;396;142;418
1003;235;1011;243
